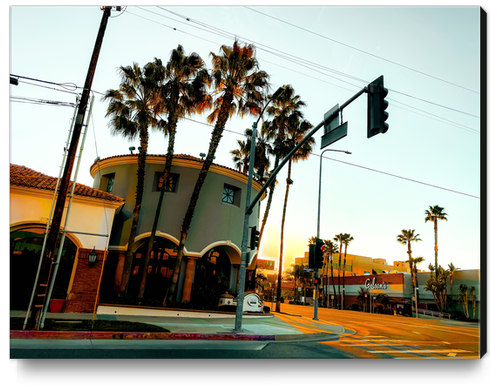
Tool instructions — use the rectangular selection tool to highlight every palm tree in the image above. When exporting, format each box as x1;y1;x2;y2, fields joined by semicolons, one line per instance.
103;62;162;296
258;85;306;252
341;234;354;309
230;138;248;173
397;229;422;301
165;40;270;304
284;264;304;303
333;233;347;308
323;239;338;307
137;46;212;300
408;256;425;308
424;262;458;312
230;125;271;178
275;114;314;313
424;205;448;278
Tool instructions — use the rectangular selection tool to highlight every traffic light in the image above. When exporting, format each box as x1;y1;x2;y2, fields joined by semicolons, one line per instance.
313;277;320;286
308;238;324;269
249;226;260;249
367;75;389;138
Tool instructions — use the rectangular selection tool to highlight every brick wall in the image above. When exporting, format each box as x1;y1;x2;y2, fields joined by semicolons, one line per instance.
64;248;105;313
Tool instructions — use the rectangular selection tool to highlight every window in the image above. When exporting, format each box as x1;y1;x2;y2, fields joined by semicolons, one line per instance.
106;174;115;192
156;172;179;192
222;184;241;206
101;173;115;193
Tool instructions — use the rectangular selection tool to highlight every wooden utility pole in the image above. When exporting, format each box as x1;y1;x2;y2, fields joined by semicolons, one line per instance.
26;7;113;329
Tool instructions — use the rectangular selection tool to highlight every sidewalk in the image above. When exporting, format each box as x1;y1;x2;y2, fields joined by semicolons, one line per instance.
10;307;344;343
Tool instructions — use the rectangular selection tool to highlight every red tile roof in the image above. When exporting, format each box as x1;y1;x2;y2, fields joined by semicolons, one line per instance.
10;164;125;204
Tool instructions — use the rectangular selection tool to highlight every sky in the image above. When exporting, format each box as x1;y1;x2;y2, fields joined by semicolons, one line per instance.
8;4;482;277
5;1;488;382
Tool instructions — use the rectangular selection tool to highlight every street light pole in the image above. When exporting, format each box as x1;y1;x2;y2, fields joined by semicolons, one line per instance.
313;148;351;321
234;86;285;333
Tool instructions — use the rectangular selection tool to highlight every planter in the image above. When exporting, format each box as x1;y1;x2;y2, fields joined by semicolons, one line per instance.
49;299;66;313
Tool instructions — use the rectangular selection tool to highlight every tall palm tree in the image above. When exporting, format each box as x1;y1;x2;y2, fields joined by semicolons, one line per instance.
230;125;271;178
323;239;338;307
424;205;448;278
103;62;162;296
258;85;306;252
341;234;354;308
137;46;212;299
408;256;425;307
230;138;248;173
165;40;270;304
275;115;314;313
333;233;347;308
397;229;422;299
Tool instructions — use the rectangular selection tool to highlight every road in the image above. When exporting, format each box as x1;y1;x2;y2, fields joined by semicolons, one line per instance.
275;303;481;359
10;304;481;359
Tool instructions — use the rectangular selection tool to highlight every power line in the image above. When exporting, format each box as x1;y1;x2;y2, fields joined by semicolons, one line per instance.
133;7;479;130
183;117;479;200
244;6;479;95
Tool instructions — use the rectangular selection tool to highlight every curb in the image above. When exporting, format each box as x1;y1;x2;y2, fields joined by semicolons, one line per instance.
10;330;275;341
10;330;337;342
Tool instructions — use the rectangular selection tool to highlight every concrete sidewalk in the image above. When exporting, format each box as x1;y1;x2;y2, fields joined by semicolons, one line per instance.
10;308;344;343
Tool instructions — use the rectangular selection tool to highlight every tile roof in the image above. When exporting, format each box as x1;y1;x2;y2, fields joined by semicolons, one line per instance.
10;164;125;204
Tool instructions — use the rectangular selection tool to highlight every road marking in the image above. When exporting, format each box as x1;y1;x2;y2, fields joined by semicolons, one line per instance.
368;349;471;354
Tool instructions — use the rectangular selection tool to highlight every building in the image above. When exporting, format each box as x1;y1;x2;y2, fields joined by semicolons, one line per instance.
323;269;481;319
90;153;263;305
10;164;124;313
295;250;411;277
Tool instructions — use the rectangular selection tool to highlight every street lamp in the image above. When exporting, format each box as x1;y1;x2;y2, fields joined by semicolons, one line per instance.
234;86;286;333
313;148;351;321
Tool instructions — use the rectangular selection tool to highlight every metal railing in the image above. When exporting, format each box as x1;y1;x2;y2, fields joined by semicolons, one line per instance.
417;308;451;319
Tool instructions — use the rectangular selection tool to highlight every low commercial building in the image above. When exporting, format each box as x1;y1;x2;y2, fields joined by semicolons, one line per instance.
324;270;481;319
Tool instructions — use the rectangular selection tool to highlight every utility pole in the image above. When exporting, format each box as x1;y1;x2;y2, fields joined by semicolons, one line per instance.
25;6;113;329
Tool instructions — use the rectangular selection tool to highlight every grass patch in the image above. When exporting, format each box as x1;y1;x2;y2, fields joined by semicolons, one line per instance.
10;318;170;332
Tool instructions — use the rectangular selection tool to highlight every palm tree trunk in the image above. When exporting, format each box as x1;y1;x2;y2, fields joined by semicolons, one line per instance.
257;155;280;252
138;122;177;299
337;245;342;308
434;219;439;278
118;127;149;296
342;246;347;309
330;254;336;307
276;160;292;313
165;95;232;305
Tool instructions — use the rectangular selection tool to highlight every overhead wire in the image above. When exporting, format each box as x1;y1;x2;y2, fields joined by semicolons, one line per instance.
244;6;479;95
183;117;479;200
134;6;479;133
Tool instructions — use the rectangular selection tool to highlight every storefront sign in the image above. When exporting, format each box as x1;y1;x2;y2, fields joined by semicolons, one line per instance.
365;277;387;290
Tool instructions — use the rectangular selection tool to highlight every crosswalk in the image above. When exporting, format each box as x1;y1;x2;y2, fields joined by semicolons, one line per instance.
273;312;478;359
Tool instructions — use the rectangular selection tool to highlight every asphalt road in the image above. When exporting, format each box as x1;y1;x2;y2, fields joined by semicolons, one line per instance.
275;303;482;359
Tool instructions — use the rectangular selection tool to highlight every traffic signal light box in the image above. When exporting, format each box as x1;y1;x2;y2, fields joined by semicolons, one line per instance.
367;75;389;138
308;238;324;269
249;226;260;250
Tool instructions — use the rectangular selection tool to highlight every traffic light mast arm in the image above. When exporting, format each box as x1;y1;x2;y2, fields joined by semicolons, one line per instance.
246;86;367;215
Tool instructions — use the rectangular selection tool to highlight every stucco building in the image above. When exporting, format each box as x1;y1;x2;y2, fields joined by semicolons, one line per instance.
10;164;124;313
90;153;263;305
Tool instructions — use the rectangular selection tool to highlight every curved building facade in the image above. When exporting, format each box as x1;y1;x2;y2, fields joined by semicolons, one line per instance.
90;153;264;304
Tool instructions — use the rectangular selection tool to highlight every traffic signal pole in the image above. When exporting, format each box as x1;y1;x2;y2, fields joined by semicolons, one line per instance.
236;77;388;332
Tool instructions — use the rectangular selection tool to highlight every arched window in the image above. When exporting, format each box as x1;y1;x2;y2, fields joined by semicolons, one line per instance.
10;227;77;310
